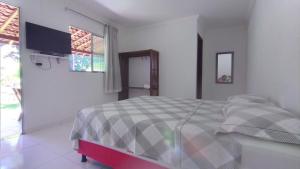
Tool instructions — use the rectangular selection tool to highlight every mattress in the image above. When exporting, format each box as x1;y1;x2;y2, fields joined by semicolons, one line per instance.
70;96;300;169
70;96;240;169
236;134;300;169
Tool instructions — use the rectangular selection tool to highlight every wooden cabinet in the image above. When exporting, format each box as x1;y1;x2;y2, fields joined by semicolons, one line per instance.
118;49;159;100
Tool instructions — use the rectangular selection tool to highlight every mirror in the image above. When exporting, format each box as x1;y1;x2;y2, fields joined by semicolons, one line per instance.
216;52;233;84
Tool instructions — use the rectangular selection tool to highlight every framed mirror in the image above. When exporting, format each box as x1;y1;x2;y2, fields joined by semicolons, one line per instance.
216;52;234;84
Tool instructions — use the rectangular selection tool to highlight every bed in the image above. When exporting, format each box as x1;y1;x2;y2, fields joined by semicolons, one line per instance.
70;96;300;169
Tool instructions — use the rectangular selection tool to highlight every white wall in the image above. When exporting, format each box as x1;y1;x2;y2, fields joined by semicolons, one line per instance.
119;16;199;98
247;0;300;114
197;16;206;37
4;0;117;132
202;26;248;100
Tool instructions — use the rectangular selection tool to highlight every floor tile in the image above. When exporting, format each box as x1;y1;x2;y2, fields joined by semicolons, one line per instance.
36;157;84;169
0;144;59;169
63;150;111;169
0;135;40;158
0;122;111;169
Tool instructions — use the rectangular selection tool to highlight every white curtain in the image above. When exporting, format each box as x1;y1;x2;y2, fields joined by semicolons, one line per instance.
104;25;122;93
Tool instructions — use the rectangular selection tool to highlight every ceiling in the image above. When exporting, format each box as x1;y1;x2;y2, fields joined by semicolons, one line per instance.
74;0;255;27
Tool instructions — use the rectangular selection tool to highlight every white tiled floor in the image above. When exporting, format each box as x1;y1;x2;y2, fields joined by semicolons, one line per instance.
0;122;110;169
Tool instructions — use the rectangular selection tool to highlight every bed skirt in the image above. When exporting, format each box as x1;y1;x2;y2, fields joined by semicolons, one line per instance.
78;139;169;169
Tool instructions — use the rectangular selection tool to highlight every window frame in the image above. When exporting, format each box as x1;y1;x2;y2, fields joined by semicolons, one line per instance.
69;26;105;73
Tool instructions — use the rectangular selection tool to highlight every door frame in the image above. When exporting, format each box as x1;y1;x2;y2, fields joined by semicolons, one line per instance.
0;1;24;134
196;34;203;99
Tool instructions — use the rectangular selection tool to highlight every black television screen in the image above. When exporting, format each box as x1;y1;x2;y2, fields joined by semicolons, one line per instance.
26;22;71;55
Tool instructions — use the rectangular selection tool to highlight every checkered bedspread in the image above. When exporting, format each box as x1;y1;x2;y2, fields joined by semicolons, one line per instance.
70;96;241;169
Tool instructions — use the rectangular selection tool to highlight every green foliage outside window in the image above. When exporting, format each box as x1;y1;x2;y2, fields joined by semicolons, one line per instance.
69;55;91;72
93;54;105;72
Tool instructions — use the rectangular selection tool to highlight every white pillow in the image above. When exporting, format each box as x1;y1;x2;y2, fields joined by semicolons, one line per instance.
218;102;300;145
223;102;290;117
227;95;274;105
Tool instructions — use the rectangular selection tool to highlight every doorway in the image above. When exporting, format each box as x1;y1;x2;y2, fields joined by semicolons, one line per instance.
0;2;21;139
196;34;203;99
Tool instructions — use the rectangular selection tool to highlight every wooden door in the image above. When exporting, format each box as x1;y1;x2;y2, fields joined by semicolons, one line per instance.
150;51;159;96
118;55;129;100
197;34;203;99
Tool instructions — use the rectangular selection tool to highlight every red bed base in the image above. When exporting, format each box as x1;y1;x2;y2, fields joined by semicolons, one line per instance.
78;140;169;169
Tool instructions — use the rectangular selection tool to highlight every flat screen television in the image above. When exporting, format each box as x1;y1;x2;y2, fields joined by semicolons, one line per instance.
26;22;71;55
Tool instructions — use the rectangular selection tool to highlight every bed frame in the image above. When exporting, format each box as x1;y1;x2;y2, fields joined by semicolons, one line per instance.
78;140;168;169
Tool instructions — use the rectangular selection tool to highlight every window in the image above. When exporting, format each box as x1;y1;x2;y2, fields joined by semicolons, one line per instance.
69;26;105;72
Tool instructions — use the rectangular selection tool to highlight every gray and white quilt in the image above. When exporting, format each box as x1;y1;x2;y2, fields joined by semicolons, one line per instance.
70;96;241;169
